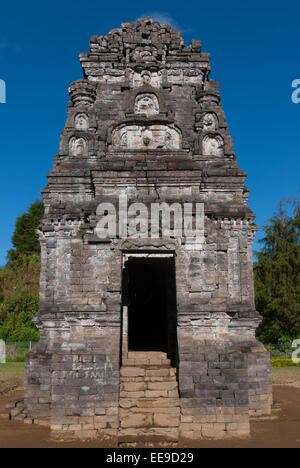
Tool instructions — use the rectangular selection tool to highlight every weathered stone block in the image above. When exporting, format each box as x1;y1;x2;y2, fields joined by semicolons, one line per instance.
121;413;153;428
153;414;180;428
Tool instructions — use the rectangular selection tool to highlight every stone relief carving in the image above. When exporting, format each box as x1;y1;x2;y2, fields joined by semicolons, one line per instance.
202;134;224;156
167;69;204;86
120;131;127;147
132;70;162;89
88;70;125;84
184;69;204;85
199;94;220;109
131;46;158;63
69;137;87;156
120;238;179;251
202;113;218;131
141;70;151;85
134;94;159;117
113;124;181;150
74;113;89;131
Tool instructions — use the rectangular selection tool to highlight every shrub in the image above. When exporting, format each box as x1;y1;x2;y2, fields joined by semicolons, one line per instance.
271;358;300;367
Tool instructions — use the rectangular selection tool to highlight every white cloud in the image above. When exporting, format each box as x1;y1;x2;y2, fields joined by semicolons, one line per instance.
138;12;179;29
137;12;192;34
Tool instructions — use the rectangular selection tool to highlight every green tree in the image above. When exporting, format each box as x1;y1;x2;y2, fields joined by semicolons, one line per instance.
0;200;43;341
7;200;44;265
0;254;41;341
255;198;300;344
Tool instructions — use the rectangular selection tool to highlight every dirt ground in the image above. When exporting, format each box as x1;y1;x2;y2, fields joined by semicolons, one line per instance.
0;384;299;448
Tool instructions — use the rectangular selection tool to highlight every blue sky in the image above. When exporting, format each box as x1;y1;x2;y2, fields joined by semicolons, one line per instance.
0;0;299;265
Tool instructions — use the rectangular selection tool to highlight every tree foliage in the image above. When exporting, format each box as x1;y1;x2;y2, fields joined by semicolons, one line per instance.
255;198;300;344
7;200;44;265
0;201;43;341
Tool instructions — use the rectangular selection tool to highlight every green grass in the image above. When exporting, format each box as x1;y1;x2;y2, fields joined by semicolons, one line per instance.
0;362;25;393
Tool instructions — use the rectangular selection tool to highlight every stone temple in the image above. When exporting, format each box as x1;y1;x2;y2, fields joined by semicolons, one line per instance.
24;18;272;443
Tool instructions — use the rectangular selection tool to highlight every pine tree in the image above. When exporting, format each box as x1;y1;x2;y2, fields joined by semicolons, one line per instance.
7;200;44;265
255;198;300;344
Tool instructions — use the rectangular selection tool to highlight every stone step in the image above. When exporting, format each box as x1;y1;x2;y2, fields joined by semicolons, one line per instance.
120;410;180;429
127;352;168;360
124;351;171;366
123;358;171;366
119;442;178;448
122;368;177;378
121;380;179;393
120;397;180;409
120;389;179;399
118;427;179;443
121;369;176;382
120;406;180;415
121;375;177;383
119;352;180;442
120;366;176;378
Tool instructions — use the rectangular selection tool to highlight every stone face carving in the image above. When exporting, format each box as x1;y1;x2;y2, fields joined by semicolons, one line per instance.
113;124;181;150
75;113;89;131
202;134;224;156
141;70;151;85
69;137;87;156
132;70;162;89
134;93;159;117
202;113;218;131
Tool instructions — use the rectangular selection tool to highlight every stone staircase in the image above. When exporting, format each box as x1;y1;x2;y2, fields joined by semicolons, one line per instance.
118;351;180;447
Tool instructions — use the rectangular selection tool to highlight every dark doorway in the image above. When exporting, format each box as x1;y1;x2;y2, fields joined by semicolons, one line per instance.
123;256;177;360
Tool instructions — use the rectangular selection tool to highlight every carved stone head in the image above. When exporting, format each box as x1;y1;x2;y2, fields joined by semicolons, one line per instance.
202;113;218;131
134;93;159;117
75;113;89;131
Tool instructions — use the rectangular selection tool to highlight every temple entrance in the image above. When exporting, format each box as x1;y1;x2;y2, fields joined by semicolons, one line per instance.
122;255;177;361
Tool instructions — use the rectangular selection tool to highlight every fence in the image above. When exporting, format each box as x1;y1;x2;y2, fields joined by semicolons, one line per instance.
265;344;298;360
4;342;37;362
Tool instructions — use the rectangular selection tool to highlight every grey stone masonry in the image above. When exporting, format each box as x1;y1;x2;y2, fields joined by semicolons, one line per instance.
24;17;272;441
119;352;180;447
